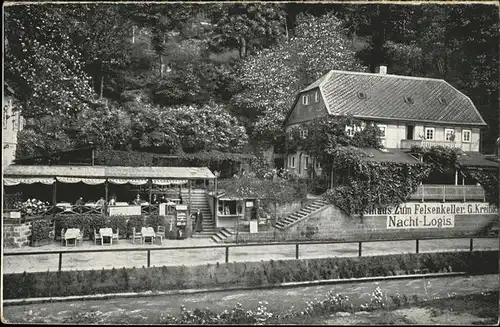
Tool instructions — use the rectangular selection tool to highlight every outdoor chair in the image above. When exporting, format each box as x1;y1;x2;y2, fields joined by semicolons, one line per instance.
112;228;119;243
132;227;143;244
94;229;102;245
76;228;84;246
155;226;166;244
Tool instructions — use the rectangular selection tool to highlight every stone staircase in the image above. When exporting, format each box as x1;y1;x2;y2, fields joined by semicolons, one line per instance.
274;197;328;230
181;188;216;238
211;227;234;243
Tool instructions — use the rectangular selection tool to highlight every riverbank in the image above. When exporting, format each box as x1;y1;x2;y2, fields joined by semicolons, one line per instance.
3;274;497;324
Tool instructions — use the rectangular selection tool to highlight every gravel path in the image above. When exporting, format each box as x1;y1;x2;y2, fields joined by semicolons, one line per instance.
3;238;497;273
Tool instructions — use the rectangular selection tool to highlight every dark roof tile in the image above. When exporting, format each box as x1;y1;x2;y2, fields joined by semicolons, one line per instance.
298;70;486;126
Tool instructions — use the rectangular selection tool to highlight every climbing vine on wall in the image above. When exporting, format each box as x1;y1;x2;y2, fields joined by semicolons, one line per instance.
286;116;498;218
323;146;432;218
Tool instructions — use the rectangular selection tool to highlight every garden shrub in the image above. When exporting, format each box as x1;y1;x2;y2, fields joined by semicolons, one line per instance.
108;216;128;237
30;218;55;245
125;215;145;236
54;214;107;240
3;251;498;299
145;215;165;231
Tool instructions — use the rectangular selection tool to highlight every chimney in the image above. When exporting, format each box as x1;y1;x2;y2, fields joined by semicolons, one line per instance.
375;65;387;74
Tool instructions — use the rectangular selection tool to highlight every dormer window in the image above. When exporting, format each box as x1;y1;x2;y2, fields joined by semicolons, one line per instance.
314;91;320;103
357;92;367;99
302;94;310;105
404;96;414;104
438;97;448;105
299;128;308;139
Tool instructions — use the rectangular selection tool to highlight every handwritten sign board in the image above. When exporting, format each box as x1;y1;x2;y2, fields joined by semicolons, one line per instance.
365;202;497;229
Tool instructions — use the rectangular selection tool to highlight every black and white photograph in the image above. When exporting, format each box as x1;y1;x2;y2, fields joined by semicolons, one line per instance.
2;0;499;324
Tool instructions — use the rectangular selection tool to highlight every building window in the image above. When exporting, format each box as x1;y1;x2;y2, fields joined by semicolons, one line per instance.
445;128;455;141
377;124;387;139
299;128;308;139
345;125;354;137
288;155;296;168
314;91;320;103
424;127;435;140
305;156;309;168
302;94;310;105
315;160;321;169
462;129;471;143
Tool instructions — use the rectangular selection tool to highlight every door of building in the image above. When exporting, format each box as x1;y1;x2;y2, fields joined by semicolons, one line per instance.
406;125;414;140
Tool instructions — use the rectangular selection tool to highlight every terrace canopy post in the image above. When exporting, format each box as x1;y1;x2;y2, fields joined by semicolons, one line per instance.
148;179;152;214
104;180;109;217
455;168;459;185
105;180;108;203
187;180;192;236
52;182;57;206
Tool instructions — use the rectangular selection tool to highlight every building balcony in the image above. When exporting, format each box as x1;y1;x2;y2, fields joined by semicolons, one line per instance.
409;184;485;202
400;139;479;152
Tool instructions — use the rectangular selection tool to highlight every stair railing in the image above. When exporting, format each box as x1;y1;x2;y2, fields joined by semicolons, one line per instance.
274;195;327;229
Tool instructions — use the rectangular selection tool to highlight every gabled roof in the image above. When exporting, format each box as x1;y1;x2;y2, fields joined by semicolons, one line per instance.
289;70;487;127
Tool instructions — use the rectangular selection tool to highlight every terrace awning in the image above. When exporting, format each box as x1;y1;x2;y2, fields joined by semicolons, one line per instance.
56;177;107;184
3;165;215;185
152;179;189;185
3;177;55;186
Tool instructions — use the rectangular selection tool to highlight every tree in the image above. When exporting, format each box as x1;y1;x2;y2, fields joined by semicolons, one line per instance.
166;103;249;153
16;117;76;158
209;3;287;58
73;101;133;151
5;5;97;118
233;11;367;148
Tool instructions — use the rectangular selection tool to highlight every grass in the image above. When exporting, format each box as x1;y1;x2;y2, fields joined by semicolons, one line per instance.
416;291;499;319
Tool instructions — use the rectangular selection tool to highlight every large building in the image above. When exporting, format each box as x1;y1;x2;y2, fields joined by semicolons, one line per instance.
283;66;492;179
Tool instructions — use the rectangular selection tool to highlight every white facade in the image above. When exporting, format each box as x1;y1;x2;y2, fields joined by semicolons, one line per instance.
2;94;23;168
376;122;480;152
285;120;481;176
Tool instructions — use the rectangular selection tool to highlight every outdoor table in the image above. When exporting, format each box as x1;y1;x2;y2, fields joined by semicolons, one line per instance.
64;228;80;247
99;228;113;246
56;202;73;213
141;227;155;244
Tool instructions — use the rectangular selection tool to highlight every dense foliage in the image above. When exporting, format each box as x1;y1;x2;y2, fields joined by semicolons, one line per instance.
5;4;498;177
233;12;365;147
323;147;432;218
30;219;55;244
218;170;308;210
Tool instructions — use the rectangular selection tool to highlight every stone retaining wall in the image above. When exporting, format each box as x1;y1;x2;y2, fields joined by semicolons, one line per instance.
3;222;31;248
222;202;498;243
